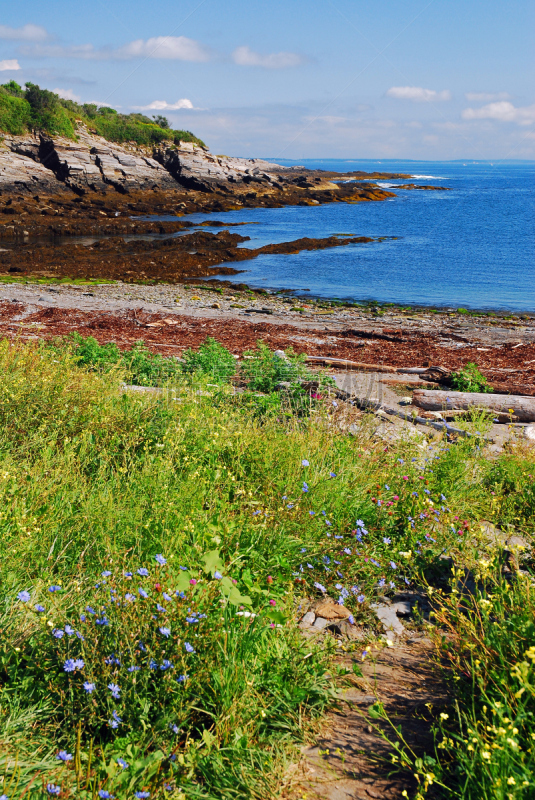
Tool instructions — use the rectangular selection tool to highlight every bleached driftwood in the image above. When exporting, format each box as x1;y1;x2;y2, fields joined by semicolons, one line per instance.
412;390;535;422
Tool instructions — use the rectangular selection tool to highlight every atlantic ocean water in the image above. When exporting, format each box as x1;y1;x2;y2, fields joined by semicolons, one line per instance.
184;160;535;312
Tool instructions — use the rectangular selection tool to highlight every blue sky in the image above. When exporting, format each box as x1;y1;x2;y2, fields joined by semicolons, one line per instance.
1;0;533;158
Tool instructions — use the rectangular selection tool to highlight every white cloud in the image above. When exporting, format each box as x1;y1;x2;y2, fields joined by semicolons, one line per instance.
21;35;211;62
116;36;210;61
465;91;510;102
134;99;199;111
462;101;535;124
0;59;21;71
232;46;304;69
0;23;48;41
53;87;81;101
386;86;451;102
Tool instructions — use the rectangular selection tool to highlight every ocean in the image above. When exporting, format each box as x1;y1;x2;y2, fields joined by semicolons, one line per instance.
181;160;535;312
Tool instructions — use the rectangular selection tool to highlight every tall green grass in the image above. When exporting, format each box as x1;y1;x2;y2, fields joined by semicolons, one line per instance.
0;338;533;798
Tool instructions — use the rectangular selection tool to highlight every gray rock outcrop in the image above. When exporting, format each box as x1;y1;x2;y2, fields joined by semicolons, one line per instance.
0;127;295;196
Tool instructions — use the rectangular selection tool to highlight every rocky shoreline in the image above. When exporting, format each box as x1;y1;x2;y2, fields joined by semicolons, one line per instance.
0;127;446;286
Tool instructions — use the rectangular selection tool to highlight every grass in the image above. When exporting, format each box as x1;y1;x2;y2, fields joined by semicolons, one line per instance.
0;335;534;798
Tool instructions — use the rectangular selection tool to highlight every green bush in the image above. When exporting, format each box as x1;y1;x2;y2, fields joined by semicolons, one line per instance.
451;362;493;393
181;337;237;384
0;82;205;147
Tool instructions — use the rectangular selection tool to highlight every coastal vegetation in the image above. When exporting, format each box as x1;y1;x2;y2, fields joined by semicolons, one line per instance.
0;334;534;798
0;82;205;147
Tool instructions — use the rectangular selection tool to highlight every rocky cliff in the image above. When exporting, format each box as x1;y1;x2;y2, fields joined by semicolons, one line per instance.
0;127;299;197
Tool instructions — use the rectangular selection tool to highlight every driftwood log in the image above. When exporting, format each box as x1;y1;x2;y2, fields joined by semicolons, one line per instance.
412;390;535;422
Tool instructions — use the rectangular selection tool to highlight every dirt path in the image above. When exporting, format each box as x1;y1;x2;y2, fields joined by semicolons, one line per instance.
286;638;446;800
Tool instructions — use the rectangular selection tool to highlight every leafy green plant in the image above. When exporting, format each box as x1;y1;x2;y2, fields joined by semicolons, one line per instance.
181;337;237;383
451;362;493;393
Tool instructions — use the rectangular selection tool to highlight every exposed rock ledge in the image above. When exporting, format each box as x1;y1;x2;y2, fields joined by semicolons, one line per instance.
0;127;306;197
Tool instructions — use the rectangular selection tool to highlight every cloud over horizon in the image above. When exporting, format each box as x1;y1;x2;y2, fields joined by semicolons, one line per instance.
133;99;199;111
0;23;48;42
232;46;304;68
0;59;21;71
53;87;81;101
386;86;451;102
462;101;535;124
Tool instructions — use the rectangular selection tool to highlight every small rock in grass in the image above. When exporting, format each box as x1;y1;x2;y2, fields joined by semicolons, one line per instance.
313;616;331;630
300;611;316;627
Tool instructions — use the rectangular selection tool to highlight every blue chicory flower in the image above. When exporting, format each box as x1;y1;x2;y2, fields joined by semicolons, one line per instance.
56;750;73;762
213;571;223;580
155;554;167;565
184;642;195;653
301;459;310;466
138;588;148;599
357;595;365;603
35;604;45;612
48;586;62;593
137;568;149;577
108;683;120;699
52;629;64;639
17;590;31;603
101;571;112;577
83;681;95;693
117;758;129;769
46;785;61;796
159;627;171;638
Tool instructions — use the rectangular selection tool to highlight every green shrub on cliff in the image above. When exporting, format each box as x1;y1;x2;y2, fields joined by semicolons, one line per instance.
0;81;205;147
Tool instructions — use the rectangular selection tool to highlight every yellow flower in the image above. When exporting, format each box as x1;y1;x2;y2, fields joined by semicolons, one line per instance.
507;777;516;786
482;751;491;761
440;713;449;720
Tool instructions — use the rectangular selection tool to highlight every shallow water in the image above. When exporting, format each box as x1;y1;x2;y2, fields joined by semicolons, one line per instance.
175;160;535;312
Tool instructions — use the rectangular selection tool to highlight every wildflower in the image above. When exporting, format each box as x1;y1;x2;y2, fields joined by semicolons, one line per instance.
86;606;96;614
177;674;188;683
357;595;365;603
155;554;167;565
83;681;95;693
424;489;431;495
252;510;261;516
440;713;449;720
124;571;132;578
128;665;141;672
159;627;171;638
52;628;64;639
160;660;173;670
269;599;276;607
383;537;391;544
64;624;75;636
95;617;109;626
48;586;62;593
302;482;309;492
162;592;172;601
348;614;355;624
56;750;73;762
156;603;166;613
378;579;386;588
344;547;351;555
314;582;326;593
301;459;310;466
125;593;136;602
309;510;315;516
101;570;112;577
17;590;31;603
389;581;395;589
330;472;337;478
98;792;115;799
64;659;79;673
402;475;408;480
135;793;150;799
137;568;149;578
481;751;491;761
108;682;120;699
184;642;195;653
46;785;61;795
389;561;397;570
35;604;45;612
138;588;148;599
117;758;129;769
170;723;180;734
507;778;516;786
213;571;223;580
189;579;197;586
